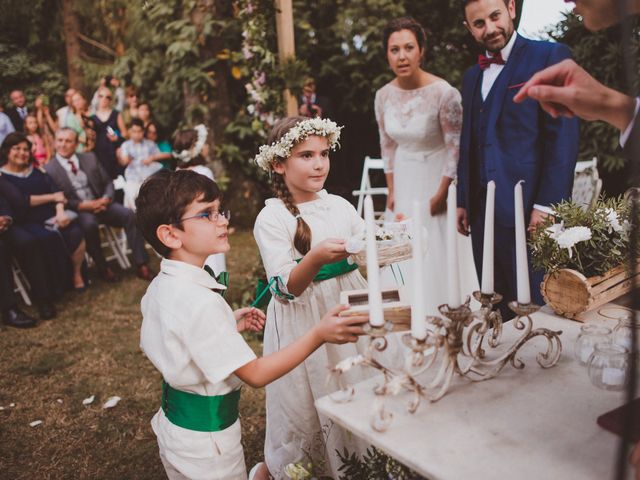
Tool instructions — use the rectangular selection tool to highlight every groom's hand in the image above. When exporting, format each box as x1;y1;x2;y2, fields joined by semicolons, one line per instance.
528;208;549;233
456;208;470;236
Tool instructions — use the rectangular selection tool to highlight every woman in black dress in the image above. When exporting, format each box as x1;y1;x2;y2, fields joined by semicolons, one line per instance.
0;133;86;296
91;87;127;179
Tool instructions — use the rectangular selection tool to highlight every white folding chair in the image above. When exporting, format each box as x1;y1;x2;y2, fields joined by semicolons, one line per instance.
84;225;132;270
101;225;132;269
572;157;602;210
11;259;32;306
352;156;388;218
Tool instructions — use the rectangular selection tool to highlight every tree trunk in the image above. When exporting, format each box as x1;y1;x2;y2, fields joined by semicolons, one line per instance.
61;0;85;91
188;0;232;180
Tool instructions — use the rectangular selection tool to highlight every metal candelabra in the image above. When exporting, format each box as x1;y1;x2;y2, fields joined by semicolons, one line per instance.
330;291;563;432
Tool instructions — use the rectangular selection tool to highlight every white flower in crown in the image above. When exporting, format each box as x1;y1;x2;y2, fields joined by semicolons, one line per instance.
254;117;343;171
604;207;623;233
173;124;208;164
554;226;592;258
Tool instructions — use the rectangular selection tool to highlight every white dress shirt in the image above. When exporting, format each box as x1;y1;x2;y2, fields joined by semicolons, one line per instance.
481;32;518;100
140;258;256;479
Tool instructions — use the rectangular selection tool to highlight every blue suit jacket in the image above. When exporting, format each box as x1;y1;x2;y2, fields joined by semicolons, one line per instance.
457;35;580;227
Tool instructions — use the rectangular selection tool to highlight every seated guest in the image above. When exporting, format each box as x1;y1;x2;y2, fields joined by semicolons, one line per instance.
62;92;93;153
0;132;86;294
45;128;153;281
6;90;29;131
0;192;37;328
117;118;164;209
24;114;50;167
56;88;77;127
145;121;174;170
0;109;15;145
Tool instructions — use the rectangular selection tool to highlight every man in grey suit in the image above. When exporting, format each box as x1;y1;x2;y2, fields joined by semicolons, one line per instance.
45;128;153;281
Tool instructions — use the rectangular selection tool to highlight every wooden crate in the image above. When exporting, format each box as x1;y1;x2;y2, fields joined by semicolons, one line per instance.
541;261;640;320
339;287;411;332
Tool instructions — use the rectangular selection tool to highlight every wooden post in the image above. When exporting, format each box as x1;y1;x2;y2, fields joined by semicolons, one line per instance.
274;0;298;116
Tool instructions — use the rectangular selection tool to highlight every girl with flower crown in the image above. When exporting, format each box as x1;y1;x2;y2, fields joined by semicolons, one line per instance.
253;116;370;479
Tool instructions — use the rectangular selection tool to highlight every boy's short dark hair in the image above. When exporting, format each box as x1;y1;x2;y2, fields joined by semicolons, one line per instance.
129;118;145;130
135;170;221;257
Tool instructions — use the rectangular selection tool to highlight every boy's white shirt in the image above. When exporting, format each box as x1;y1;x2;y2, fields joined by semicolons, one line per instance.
140;258;256;478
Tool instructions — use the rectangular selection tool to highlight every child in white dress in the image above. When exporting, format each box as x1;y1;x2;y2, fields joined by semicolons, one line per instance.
136;169;366;480
253;117;371;478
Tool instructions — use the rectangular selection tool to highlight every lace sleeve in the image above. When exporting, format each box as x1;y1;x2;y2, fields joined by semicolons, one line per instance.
375;88;397;173
438;86;463;179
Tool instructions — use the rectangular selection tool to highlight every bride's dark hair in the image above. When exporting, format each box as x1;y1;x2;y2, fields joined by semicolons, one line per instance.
382;17;427;54
267;116;313;255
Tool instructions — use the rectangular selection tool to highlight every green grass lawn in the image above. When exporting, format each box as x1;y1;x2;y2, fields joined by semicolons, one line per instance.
0;229;266;479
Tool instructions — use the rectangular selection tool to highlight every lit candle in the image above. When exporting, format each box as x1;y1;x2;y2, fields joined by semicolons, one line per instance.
364;195;384;326
411;201;426;340
446;183;461;308
481;181;495;294
514;181;531;304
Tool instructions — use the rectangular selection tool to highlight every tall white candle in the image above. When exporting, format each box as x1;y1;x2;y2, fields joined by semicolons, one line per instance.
411;201;427;340
514;181;531;304
481;181;496;294
364;195;384;326
446;183;461;308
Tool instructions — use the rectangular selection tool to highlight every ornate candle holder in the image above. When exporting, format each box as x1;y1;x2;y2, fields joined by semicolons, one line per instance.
330;291;563;432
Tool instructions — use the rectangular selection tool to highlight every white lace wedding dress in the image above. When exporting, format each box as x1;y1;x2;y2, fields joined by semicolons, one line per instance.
375;80;478;315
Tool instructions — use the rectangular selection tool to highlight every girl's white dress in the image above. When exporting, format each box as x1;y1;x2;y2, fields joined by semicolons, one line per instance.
253;190;370;479
375;80;479;315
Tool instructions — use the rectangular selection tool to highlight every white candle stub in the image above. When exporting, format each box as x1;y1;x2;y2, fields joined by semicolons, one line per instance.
602;367;625;386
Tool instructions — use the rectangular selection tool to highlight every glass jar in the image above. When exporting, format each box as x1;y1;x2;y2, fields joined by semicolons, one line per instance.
612;313;640;353
574;324;612;365
587;343;629;391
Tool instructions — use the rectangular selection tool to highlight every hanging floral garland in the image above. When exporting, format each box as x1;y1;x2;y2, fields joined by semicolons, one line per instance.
236;0;283;138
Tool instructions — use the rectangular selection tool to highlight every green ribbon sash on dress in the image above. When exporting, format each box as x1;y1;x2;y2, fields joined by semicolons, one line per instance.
161;381;240;432
252;258;358;308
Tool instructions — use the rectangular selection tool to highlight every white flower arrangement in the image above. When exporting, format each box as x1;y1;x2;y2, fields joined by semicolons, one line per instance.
173;124;208;164
554;226;592;259
530;196;636;277
254;118;343;171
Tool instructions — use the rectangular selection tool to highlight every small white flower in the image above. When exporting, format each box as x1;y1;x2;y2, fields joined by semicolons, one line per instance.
545;222;564;239
605;208;623;233
82;395;95;406
334;354;365;373
555;226;592;258
283;462;312;480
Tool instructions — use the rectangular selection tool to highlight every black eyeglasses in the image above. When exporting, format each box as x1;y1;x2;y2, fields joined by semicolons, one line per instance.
175;210;231;225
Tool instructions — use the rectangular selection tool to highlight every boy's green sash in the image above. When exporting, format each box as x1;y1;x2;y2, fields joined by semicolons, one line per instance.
161;381;240;432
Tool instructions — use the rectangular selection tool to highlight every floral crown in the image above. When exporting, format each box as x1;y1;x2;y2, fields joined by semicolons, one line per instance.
173;124;208;164
254;117;343;171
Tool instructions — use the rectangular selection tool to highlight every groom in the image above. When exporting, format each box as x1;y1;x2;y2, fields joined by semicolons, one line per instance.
456;0;579;318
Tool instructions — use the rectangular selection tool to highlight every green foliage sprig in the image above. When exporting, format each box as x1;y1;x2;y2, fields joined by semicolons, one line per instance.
337;446;425;480
530;195;638;277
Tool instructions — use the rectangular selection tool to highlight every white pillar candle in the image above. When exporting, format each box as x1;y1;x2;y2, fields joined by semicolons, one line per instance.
364;195;384;326
411;201;427;340
481;181;495;294
514;181;531;304
446;183;461;308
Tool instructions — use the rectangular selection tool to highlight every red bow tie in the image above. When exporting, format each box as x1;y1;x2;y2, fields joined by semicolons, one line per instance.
478;51;506;70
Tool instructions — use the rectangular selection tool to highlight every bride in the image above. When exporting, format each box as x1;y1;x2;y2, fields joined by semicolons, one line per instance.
375;16;478;314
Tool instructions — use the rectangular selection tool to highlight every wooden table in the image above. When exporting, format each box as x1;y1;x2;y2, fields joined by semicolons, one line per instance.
316;306;633;479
